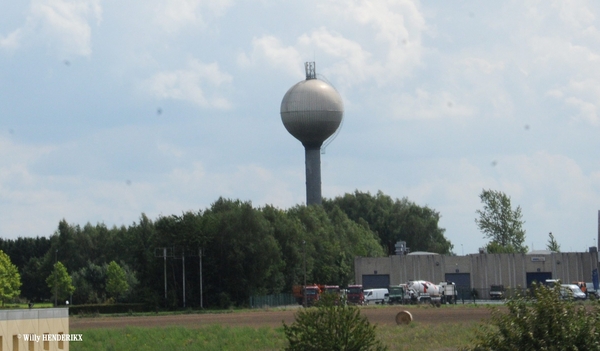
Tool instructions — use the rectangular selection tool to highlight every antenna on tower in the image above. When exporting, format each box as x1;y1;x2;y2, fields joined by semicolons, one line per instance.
305;62;316;79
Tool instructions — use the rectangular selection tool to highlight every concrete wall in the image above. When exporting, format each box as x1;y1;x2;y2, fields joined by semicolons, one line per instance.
355;251;599;289
0;308;69;351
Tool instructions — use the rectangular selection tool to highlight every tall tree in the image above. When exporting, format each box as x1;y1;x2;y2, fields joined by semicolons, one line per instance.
46;261;75;305
324;190;453;255
202;198;285;307
475;189;527;253
546;232;561;252
106;261;129;301
0;250;22;306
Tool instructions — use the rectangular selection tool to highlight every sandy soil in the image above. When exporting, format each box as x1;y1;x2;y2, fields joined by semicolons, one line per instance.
70;304;495;330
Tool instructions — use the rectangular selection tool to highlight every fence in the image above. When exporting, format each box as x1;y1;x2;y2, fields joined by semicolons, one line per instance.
454;287;528;303
249;293;297;309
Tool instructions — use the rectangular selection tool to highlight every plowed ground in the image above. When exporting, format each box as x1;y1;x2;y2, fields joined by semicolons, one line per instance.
70;305;496;330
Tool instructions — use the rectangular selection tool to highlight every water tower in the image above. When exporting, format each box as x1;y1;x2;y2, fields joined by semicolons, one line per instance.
280;62;344;205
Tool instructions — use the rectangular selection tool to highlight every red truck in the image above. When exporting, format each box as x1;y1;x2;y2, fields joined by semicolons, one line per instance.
293;285;322;306
346;284;364;305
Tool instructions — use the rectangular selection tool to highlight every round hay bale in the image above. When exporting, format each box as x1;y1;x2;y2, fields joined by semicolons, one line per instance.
395;310;413;325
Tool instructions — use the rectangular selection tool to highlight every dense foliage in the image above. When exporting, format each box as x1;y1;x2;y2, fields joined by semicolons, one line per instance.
475;189;527;253
106;261;129;300
46;261;74;304
325;190;453;255
465;284;600;351
283;295;388;351
0;250;21;306
0;191;453;308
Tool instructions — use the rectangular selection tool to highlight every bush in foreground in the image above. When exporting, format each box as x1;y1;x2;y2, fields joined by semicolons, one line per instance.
283;294;387;351
464;283;600;351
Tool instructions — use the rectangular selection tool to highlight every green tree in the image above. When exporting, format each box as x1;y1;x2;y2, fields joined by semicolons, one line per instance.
46;261;75;305
546;232;561;252
283;295;387;351
0;250;22;306
106;261;129;301
202;198;285;307
21;257;48;302
465;283;600;350
325;190;453;255
475;189;527;253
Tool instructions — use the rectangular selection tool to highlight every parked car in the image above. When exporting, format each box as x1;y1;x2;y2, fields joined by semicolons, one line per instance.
489;284;505;300
560;284;587;300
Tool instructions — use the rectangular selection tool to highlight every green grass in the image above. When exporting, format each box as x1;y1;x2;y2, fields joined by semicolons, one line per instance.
71;321;482;351
1;302;54;309
379;322;482;351
71;325;287;351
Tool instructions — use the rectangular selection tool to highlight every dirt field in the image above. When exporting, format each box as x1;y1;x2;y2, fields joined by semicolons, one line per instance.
70;305;496;330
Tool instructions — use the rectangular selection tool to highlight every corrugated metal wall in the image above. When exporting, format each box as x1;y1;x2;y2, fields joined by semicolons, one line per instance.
355;251;599;289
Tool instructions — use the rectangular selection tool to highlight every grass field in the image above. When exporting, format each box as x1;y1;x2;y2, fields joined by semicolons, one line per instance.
71;321;482;351
1;302;54;309
71;325;286;351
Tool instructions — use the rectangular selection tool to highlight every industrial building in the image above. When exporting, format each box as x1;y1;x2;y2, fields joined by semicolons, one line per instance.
354;249;599;297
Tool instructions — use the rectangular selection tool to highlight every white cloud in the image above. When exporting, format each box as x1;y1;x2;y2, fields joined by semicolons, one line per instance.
547;79;600;125
154;0;233;33
321;0;425;46
386;151;600;252
142;59;233;109
237;36;303;78
461;57;505;75
0;29;23;51
319;0;426;84
390;88;476;120
297;28;372;86
168;162;298;208
0;138;54;188
0;0;102;57
239;0;426;86
553;0;596;30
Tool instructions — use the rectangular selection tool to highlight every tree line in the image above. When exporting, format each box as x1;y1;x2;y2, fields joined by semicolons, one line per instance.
0;190;453;308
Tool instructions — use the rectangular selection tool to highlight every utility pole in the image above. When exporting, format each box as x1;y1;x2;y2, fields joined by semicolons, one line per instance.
174;247;198;309
303;240;307;308
154;247;173;308
54;249;58;307
164;248;167;301
199;248;203;309
182;252;186;308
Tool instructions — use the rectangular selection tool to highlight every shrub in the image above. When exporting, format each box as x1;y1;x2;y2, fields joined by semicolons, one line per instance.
283;294;387;351
464;283;600;351
69;303;148;315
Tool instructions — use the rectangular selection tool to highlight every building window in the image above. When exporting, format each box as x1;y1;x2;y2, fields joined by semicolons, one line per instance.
12;335;18;351
43;334;49;350
27;340;33;351
57;333;63;350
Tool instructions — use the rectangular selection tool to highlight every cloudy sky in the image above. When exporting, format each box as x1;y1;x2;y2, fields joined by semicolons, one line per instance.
1;0;600;254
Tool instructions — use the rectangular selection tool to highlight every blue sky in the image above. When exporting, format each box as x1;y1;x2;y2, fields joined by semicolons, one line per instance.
2;0;600;254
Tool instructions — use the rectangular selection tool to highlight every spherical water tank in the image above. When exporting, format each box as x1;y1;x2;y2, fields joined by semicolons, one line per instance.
280;76;344;148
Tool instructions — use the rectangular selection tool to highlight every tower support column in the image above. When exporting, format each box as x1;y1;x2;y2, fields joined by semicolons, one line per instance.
305;145;322;205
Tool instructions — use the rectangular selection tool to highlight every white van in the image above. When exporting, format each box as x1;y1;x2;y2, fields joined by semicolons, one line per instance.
561;284;587;300
363;288;389;305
